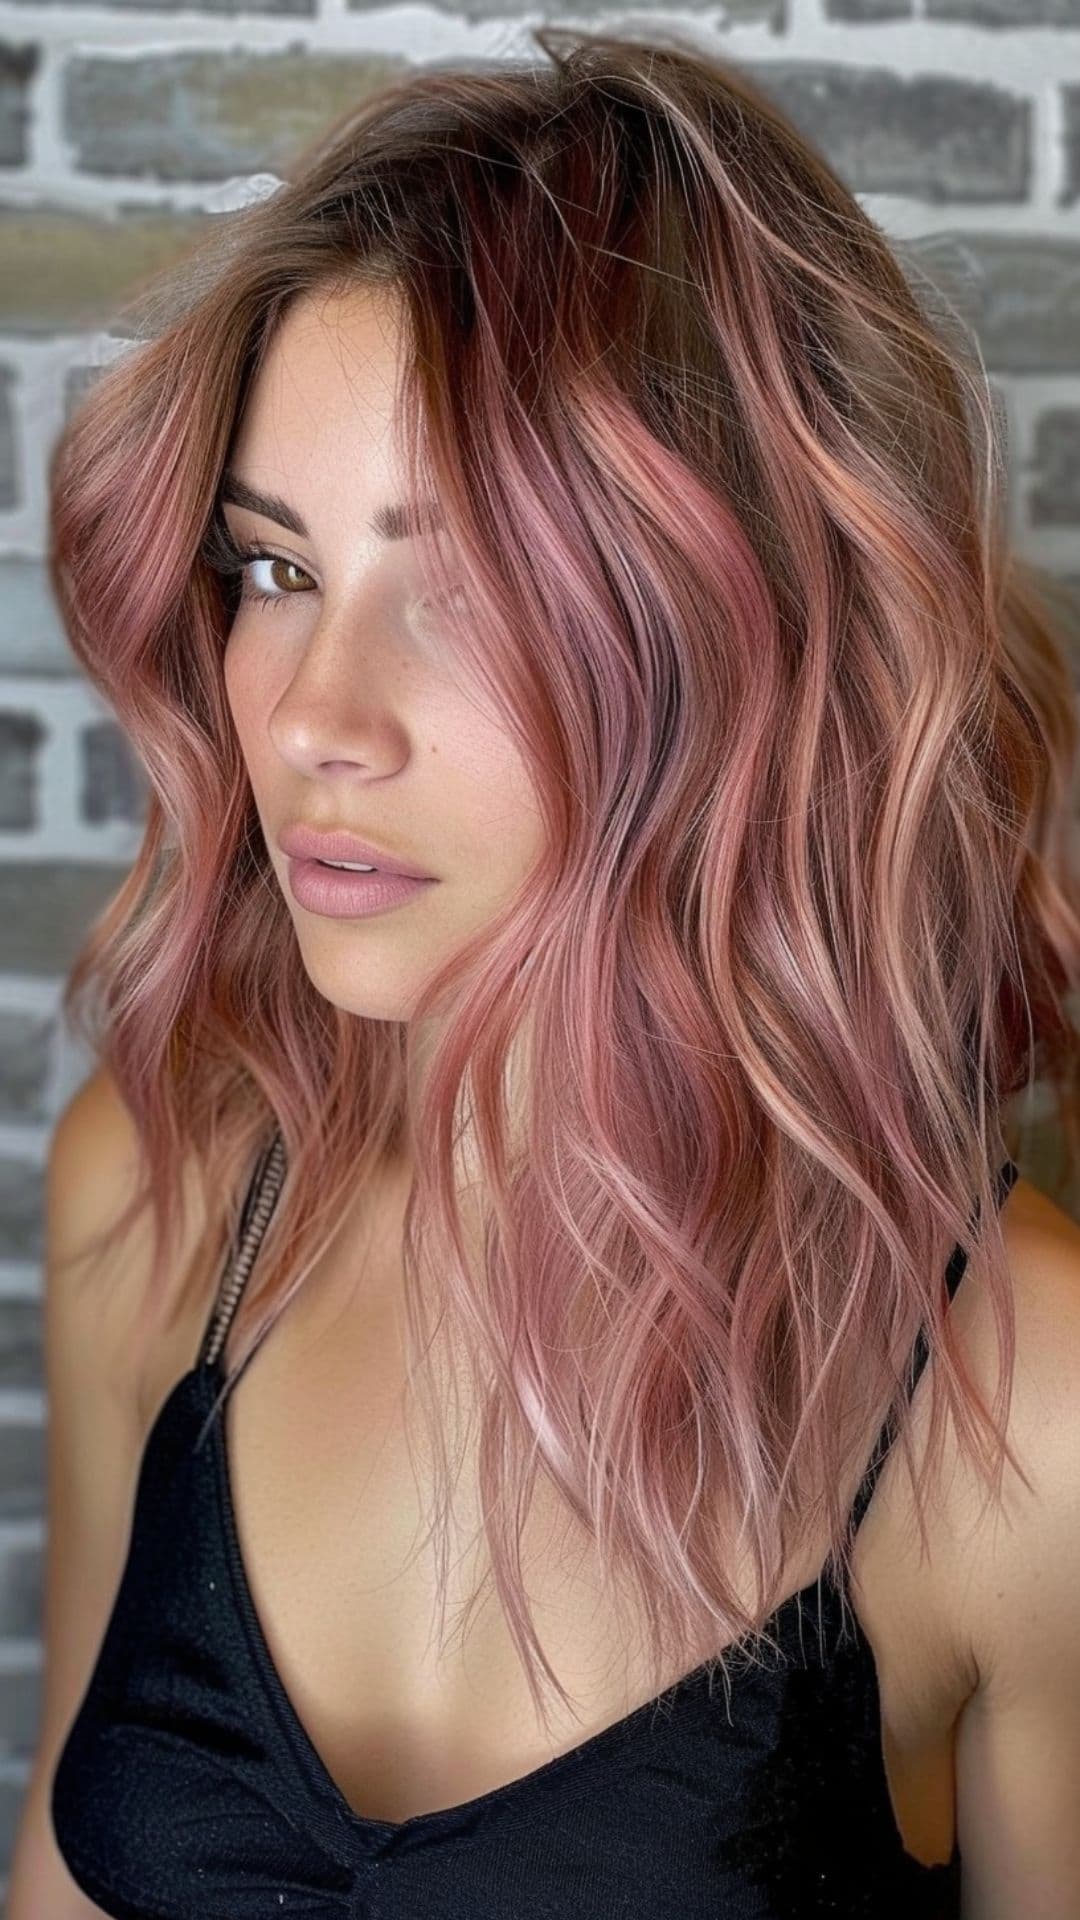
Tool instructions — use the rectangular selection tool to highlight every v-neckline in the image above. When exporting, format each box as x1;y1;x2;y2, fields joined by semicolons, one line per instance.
188;1352;853;1841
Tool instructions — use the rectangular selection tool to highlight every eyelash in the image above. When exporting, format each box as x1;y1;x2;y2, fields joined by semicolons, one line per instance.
201;523;312;613
199;520;465;622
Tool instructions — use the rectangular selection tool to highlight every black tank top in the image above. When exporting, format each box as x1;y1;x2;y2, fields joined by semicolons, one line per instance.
49;1133;1020;1918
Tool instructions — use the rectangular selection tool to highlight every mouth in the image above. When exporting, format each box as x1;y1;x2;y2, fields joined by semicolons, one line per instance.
276;825;435;880
285;855;436;919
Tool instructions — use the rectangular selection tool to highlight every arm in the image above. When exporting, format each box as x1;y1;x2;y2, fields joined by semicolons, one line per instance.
5;1070;155;1918
951;1184;1080;1919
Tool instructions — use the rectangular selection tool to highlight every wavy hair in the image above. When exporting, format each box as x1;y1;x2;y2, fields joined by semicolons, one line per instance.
48;25;1080;1728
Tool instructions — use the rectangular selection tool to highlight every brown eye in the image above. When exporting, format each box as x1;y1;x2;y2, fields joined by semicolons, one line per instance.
200;522;315;612
236;551;315;609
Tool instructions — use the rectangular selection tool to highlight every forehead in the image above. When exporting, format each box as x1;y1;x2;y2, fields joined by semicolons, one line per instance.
252;284;406;417
223;287;442;544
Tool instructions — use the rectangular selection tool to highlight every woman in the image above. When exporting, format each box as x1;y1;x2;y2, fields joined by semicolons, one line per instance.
11;26;1080;1919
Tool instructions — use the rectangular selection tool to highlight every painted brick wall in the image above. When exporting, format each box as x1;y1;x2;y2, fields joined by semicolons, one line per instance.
1;0;1079;1894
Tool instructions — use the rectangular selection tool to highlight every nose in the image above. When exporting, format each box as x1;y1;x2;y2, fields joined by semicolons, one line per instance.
267;602;415;782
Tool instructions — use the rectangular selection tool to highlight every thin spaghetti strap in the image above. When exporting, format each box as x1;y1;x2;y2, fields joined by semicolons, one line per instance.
197;1124;288;1370
845;1156;1020;1542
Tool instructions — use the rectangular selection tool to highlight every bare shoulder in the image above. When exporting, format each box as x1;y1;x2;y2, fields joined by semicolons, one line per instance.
940;1171;1080;1915
48;1067;217;1427
47;1067;146;1397
925;1171;1080;1634
975;1167;1080;1357
958;1164;1080;1605
951;1170;1080;1507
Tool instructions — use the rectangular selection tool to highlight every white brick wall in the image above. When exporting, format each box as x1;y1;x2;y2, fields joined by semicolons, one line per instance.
2;0;1079;1891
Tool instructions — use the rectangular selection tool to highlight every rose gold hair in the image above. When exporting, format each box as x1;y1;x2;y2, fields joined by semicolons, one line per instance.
48;26;1080;1728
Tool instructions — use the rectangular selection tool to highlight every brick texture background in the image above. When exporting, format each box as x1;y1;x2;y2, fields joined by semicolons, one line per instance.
1;0;1079;1894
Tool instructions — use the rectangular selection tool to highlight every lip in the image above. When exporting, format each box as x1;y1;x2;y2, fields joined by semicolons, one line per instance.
277;824;436;880
286;858;435;920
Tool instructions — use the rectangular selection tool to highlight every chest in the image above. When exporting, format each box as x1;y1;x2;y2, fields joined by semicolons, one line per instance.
145;1236;970;1870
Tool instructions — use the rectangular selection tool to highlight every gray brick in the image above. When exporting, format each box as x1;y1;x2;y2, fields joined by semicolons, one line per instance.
907;235;1080;373
0;204;214;337
65;49;403;182
61;12;781;181
0;1661;41;1756
723;0;784;13
0;1160;43;1264
0;863;132;975
81;720;151;826
0;365;15;512
12;0;310;12
0;1299;40;1394
928;0;1080;22
0;1540;41;1640
1065;89;1080;208
750;64;1029;204
0;44;39;169
0;559;85;676
1029;410;1080;525
0;1011;52;1123
825;0;910;14
0;1768;32;1877
0;1427;44;1521
0;709;45;831
349;0;783;14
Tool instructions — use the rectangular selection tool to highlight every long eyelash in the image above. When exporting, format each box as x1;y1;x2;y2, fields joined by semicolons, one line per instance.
199;517;310;610
198;516;463;622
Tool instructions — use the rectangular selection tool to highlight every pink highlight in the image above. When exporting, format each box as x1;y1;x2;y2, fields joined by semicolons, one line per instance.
47;27;1080;1734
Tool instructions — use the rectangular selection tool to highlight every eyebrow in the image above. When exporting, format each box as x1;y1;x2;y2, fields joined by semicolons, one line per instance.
217;471;445;543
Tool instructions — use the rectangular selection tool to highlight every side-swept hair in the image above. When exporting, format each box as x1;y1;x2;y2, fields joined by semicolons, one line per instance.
48;25;1080;1728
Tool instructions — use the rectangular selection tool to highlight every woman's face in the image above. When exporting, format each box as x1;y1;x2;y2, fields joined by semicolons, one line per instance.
221;283;544;1023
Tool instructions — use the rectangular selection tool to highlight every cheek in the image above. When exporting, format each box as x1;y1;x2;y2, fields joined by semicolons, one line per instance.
453;727;545;859
222;626;245;711
222;639;277;797
223;629;271;742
